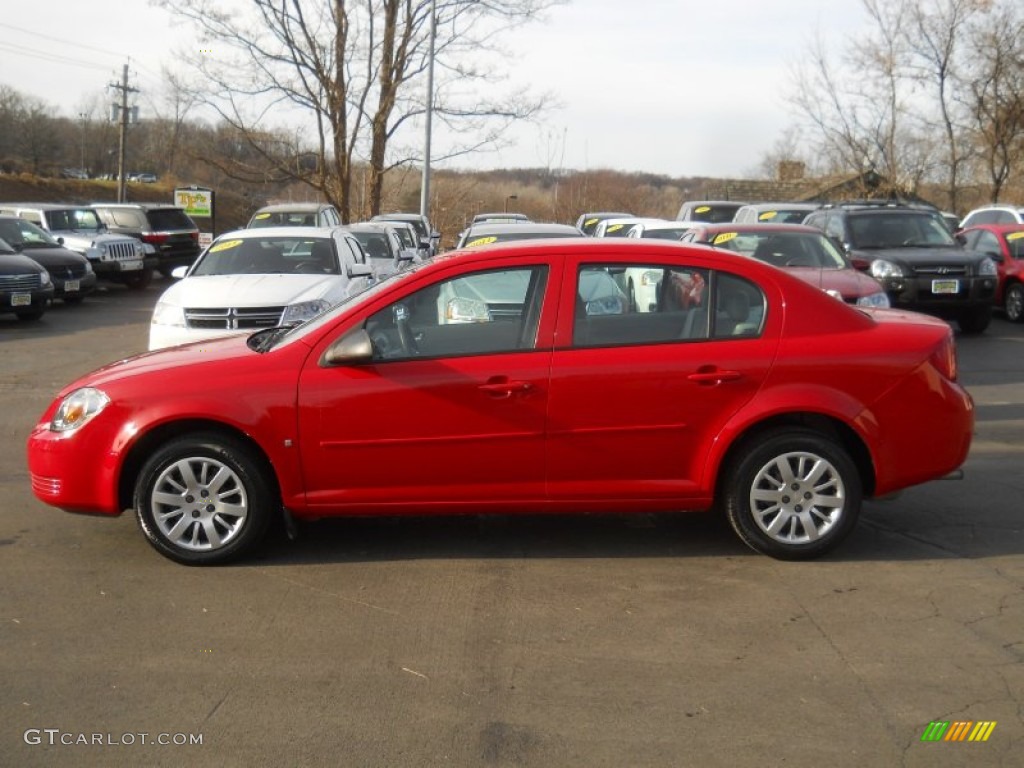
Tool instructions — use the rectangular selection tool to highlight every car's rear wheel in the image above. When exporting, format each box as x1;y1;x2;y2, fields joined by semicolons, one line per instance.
134;433;274;565
957;306;991;334
722;429;861;560
1004;283;1023;323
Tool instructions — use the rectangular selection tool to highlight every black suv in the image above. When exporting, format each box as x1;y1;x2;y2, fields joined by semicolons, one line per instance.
804;202;998;333
91;203;201;277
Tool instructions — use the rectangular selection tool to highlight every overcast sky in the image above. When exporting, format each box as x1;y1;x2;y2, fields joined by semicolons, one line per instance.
0;1;870;179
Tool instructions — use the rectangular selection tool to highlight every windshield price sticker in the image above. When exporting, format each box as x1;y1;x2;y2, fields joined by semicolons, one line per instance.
466;236;498;247
713;232;738;245
932;279;960;294
210;239;243;253
758;211;778;220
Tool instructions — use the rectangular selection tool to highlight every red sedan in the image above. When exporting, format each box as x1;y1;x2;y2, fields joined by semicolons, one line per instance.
680;223;891;307
27;240;973;564
960;223;1024;322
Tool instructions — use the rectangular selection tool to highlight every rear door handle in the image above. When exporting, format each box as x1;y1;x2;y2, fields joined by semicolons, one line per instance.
687;369;743;385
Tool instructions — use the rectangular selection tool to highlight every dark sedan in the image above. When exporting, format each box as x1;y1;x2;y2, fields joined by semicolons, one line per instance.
0;216;96;303
0;238;54;320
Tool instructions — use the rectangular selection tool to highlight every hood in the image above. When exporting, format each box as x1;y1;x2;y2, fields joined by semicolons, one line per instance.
17;245;87;267
158;273;346;308
54;230;138;248
786;266;884;300
0;252;47;275
851;245;984;265
67;334;259;394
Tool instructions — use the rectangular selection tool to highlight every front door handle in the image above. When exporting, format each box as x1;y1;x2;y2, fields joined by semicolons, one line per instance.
479;377;533;398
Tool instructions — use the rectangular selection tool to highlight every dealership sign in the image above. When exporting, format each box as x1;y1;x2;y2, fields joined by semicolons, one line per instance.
174;187;214;218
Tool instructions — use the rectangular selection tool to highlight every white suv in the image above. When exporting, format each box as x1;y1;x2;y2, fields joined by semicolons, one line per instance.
959;204;1024;229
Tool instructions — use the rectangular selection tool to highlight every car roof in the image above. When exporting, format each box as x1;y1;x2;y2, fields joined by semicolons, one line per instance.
737;202;820;210
252;203;333;213
689;223;823;234
213;226;341;240
0;202;96;211
90;202;184;211
462;222;582;236
962;222;1024;233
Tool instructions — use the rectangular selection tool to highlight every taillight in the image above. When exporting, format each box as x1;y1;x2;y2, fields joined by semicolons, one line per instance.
929;333;958;381
141;233;168;245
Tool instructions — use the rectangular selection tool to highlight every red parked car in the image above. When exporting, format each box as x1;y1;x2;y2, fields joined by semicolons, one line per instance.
959;223;1024;322
680;223;891;307
27;240;973;565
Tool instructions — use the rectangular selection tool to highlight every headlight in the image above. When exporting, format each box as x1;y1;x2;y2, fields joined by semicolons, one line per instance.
136;242;149;257
281;299;332;325
870;259;903;279
152;301;186;327
51;387;110;432
83;261;94;274
40;270;52;286
444;297;491;323
585;295;627;315
640;270;661;286
856;291;891;308
978;257;997;276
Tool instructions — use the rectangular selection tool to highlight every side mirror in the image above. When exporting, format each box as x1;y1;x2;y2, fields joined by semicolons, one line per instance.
171;266;189;279
986;251;1004;262
57;236;65;246
347;262;373;279
430;230;441;243
321;328;374;366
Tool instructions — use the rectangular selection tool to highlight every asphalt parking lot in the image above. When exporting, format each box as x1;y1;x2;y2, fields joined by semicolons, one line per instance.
2;282;1022;768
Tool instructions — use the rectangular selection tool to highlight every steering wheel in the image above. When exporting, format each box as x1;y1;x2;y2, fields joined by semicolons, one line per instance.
393;304;420;356
294;261;323;274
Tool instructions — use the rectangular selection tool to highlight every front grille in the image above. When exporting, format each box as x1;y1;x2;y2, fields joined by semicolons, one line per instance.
911;264;968;276
104;241;140;261
184;306;285;330
0;273;42;290
53;264;89;279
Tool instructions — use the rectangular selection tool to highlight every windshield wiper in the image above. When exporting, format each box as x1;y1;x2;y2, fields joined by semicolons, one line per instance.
247;323;299;353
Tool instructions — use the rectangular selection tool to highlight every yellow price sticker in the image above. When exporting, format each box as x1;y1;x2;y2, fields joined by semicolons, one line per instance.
584;218;598;227
209;239;243;253
758;211;778;220
713;232;738;245
695;206;711;213
607;224;624;233
466;236;498;247
253;213;271;219
1007;232;1024;241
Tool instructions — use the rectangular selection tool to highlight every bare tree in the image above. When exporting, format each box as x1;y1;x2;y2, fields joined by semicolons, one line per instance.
157;0;559;222
964;0;1024;201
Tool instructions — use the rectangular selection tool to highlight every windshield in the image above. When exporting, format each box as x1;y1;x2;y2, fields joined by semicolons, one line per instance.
191;235;341;276
688;204;743;223
709;230;848;268
249;210;319;227
0;217;59;248
462;231;581;248
259;260;429;350
848;212;956;248
641;228;689;241
349;231;394;260
46;208;104;232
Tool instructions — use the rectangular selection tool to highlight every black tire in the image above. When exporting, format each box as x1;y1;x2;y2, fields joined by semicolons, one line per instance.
957;306;991;334
122;268;154;290
134;432;274;565
1004;283;1024;323
15;309;45;321
722;429;861;560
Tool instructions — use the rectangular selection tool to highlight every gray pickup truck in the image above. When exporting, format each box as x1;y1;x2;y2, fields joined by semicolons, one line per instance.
0;203;157;289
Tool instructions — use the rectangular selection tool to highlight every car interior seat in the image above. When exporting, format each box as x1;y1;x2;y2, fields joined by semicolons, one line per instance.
309;240;336;273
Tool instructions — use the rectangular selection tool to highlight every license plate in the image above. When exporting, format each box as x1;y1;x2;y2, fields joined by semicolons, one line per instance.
12;292;31;306
65;279;80;292
932;279;959;294
121;260;144;271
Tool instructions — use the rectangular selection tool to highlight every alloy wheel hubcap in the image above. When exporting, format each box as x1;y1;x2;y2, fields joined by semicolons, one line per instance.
150;457;248;551
1007;287;1023;321
749;452;845;544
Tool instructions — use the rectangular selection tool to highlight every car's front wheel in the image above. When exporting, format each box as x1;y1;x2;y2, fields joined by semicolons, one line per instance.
722;429;862;560
957;305;991;334
134;433;274;565
1004;283;1023;323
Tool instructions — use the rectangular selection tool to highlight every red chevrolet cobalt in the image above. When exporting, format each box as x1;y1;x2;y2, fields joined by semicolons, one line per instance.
27;240;973;564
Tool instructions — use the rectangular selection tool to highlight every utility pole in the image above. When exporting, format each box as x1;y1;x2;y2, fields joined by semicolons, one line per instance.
419;0;436;222
108;63;138;203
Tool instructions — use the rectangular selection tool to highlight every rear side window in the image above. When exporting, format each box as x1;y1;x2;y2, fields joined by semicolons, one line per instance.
146;209;197;231
103;209;147;228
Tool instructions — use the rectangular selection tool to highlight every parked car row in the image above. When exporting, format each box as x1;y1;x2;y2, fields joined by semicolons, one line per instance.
572;198;1017;333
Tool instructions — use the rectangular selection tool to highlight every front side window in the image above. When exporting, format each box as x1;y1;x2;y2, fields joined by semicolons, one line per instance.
365;266;548;361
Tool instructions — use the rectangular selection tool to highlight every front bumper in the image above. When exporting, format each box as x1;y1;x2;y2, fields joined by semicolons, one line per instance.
881;274;997;313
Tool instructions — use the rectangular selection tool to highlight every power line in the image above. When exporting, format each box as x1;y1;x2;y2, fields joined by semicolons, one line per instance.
0;41;112;72
0;22;127;60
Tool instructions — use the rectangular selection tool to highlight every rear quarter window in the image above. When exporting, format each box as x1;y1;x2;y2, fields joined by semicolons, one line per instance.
146;209;197;231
